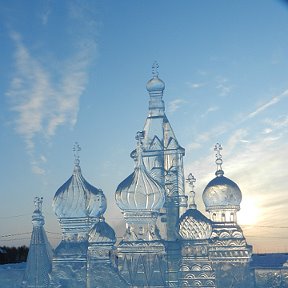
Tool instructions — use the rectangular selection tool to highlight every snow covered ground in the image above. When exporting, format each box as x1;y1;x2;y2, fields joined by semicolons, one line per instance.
0;263;25;288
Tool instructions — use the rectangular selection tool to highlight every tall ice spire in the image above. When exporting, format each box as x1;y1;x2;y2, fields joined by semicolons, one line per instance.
22;197;53;288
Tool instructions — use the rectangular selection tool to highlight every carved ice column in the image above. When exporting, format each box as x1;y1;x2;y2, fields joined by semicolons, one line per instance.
86;217;127;288
178;175;216;288
202;144;253;288
115;132;167;287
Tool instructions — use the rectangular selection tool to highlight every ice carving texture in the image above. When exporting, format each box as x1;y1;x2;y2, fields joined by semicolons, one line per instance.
115;132;165;211
88;217;116;244
53;163;107;218
202;175;242;210
178;208;212;240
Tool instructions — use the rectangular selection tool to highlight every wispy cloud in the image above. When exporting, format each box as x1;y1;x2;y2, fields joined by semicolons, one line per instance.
40;0;52;25
186;81;206;89
247;89;288;119
201;106;219;118
215;76;232;97
6;30;96;174
167;99;187;113
185;123;230;155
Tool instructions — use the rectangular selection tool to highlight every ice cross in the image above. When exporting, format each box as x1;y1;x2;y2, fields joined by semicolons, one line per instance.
135;131;145;164
73;142;81;165
214;143;224;176
186;173;196;209
135;131;145;144
34;196;43;212
186;173;196;191
152;61;159;77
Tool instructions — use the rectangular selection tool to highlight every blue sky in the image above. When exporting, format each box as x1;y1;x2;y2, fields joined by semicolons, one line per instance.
0;0;288;252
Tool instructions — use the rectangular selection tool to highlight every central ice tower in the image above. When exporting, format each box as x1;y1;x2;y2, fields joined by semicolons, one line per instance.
132;62;187;241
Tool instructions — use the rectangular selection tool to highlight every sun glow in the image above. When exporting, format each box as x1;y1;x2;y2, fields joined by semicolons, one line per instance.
238;197;260;226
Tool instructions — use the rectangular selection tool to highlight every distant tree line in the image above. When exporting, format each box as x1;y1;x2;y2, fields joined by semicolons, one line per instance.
0;246;29;264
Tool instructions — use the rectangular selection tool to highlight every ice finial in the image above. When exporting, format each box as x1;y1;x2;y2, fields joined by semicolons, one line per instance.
34;196;43;212
135;131;145;164
73;142;81;166
214;143;224;177
186;173;197;209
152;61;159;78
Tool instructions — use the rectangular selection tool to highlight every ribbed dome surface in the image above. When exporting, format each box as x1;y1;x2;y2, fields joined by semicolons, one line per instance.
202;175;242;211
88;219;116;243
146;76;165;92
53;164;107;218
115;155;165;211
178;209;212;240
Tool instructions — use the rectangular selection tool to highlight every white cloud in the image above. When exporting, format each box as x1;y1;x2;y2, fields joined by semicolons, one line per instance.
247;89;288;119
6;30;96;174
197;123;230;143
201;106;219;118
186;82;206;89
167;99;187;113
186;142;201;152
40;0;52;25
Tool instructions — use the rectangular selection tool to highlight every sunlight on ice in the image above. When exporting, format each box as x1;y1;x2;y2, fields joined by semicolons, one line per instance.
2;64;287;288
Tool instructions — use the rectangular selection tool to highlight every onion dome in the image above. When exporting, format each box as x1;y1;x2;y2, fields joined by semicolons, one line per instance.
53;143;107;218
146;61;165;93
202;143;242;211
88;217;116;244
115;131;165;211
178;209;212;240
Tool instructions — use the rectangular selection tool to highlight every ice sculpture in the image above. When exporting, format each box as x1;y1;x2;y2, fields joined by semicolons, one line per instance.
178;174;216;288
87;216;127;288
22;197;53;288
49;143;109;288
115;131;167;287
126;63;188;286
43;67;264;288
203;143;253;288
131;62;187;242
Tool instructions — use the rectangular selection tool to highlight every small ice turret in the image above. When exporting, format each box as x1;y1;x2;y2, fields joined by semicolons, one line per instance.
22;197;53;288
87;216;127;288
202;144;253;287
178;175;216;288
202;143;242;223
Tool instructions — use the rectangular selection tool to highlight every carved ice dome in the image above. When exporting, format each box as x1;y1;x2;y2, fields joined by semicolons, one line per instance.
178;209;212;240
88;219;116;243
202;175;242;211
53;164;107;218
115;158;165;211
146;76;165;92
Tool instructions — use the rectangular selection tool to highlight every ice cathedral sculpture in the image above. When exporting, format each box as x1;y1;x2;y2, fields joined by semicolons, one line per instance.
22;197;53;288
42;64;264;288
